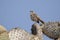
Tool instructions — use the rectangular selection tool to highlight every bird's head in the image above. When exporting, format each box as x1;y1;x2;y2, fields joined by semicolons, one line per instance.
30;10;34;13
30;10;35;14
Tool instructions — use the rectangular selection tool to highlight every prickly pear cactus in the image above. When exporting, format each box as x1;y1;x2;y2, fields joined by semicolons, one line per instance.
58;38;60;40
42;22;60;39
0;32;9;40
9;27;43;40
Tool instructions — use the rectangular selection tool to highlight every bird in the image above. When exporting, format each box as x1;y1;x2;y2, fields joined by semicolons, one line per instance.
30;11;60;40
30;10;44;24
8;23;43;40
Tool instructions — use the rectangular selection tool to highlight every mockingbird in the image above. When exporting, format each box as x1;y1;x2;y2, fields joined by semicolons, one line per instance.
30;11;44;24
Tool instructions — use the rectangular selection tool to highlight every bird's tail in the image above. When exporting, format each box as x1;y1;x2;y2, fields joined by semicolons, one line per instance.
39;19;45;24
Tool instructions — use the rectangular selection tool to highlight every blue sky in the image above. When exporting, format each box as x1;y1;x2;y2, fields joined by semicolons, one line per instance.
0;0;60;40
